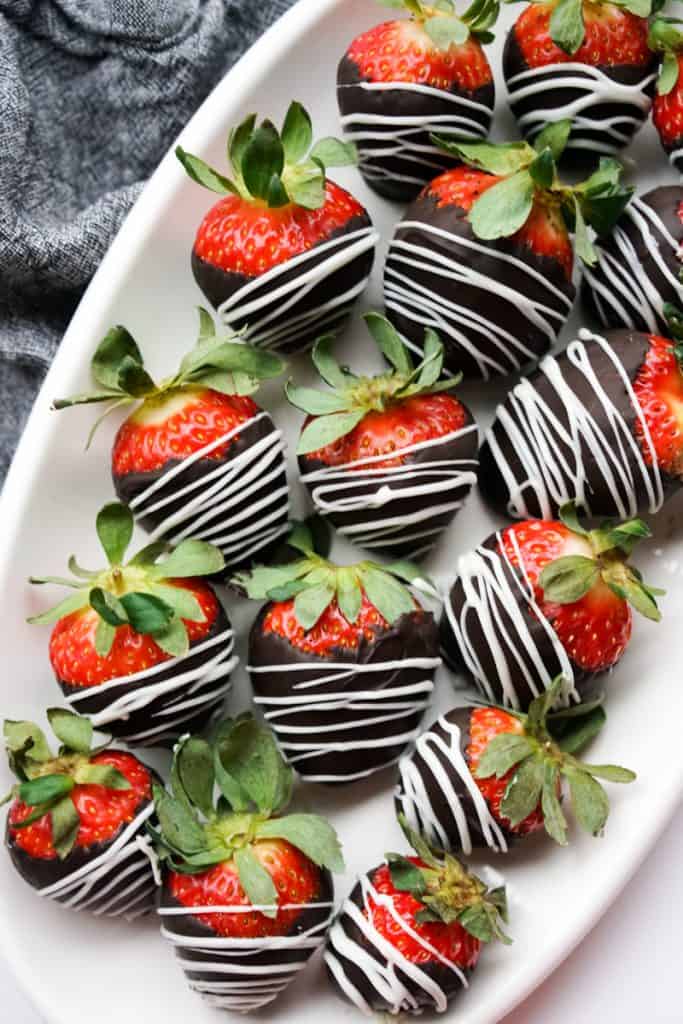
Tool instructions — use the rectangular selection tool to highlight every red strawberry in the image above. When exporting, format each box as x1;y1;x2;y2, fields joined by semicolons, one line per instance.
325;826;508;1015
4;709;158;918
237;522;440;784
154;716;343;1013
29;501;233;746
384;126;631;379
440;502;662;710
632;331;683;477
177;101;376;354
337;1;498;201
395;683;635;856
287;313;478;560
504;0;657;160
650;19;683;174
54;309;289;571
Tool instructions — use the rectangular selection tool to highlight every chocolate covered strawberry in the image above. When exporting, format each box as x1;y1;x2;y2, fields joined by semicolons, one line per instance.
384;123;632;378
176;101;377;353
440;503;662;710
55;309;289;570
650;17;683;175
581;185;683;333
396;678;634;855
337;0;499;201
3;709;159;918
479;323;683;520
235;522;441;784
152;714;343;1013
503;0;658;161
325;823;508;1015
29;502;235;746
287;313;478;560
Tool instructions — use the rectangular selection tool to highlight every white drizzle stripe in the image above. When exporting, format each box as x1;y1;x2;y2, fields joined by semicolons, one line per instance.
669;145;683;171
385;220;571;378
160;901;333;1012
127;412;290;568
35;804;156;919
64;628;237;745
396;716;507;856
507;64;655;153
215;226;378;351
583;196;683;332
325;873;467;1015
301;427;478;559
249;658;439;783
484;329;663;520
443;532;578;711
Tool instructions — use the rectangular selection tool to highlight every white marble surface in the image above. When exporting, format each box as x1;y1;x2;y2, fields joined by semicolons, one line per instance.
1;800;681;1023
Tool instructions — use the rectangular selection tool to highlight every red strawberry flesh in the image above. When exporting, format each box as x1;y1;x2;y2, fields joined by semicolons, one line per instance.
514;1;651;70
634;334;683;477
653;58;683;146
263;592;392;656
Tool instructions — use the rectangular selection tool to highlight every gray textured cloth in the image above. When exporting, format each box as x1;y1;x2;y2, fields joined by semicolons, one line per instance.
0;0;294;484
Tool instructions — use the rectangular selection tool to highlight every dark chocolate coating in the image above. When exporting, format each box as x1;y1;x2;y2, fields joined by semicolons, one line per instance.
114;407;289;574
503;29;657;163
192;214;375;355
440;532;598;711
248;608;440;784
325;864;473;1014
394;707;517;854
658;130;683;176
581;186;683;333
57;597;233;747
384;189;575;379
298;404;479;560
5;763;160;917
479;329;680;520
337;54;494;203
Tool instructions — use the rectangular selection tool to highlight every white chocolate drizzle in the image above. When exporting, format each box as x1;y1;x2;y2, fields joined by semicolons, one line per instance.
128;411;290;569
483;329;663;519
396;714;507;855
216;226;379;352
300;426;479;560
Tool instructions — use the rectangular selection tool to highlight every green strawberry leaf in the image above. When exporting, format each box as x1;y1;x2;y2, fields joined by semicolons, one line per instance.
256;813;344;872
657;49;682;96
336;568;362;624
95;618;116;657
242;120;285;201
572;196;597;267
541;763;568;845
228;114;256;176
423;14;469;48
119;592;174;635
576;763;636;783
175;737;215;819
431;137;534;175
356;565;414;624
528;148;555;189
473;733;534;779
176;146;239;195
152;617;190;658
96;502;133;567
281;101;313;162
90;325;145;392
235;847;279;918
150;539;225;579
386;853;427;896
233;562;310;599
533;119;572;161
90;587;128;628
282;161;326;209
19;774;74;807
72;763;131;789
117;356;156;398
47;709;93;755
363;312;412;375
217;716;293;816
312;334;351;389
551;706;606;755
267;173;290;208
550;0;585;54
412;329;444;389
4;720;51;767
149;583;205;623
539;555;599;604
51;795;81;860
469;170;534;240
294;581;336;629
285;382;352;416
309;137;357;168
153;784;208;856
564;765;610;836
500;754;544;826
297;410;366;455
27;589;91;626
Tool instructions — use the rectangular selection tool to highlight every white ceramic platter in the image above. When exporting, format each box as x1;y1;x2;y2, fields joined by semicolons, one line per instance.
1;1;682;1021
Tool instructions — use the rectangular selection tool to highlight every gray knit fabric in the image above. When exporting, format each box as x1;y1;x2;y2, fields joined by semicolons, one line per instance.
0;0;294;484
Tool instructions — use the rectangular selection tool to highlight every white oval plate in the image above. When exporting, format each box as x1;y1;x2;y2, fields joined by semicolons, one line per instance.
1;1;682;1022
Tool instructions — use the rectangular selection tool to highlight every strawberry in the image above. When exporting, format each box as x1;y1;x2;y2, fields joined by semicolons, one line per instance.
176;101;377;354
581;185;683;334
632;326;683;477
235;522;441;784
325;823;508;1015
54;308;290;571
28;501;235;747
650;17;683;175
440;502;662;710
503;0;658;161
287;313;478;560
3;709;159;918
395;680;635;855
337;0;498;201
384;123;632;379
152;715;343;1012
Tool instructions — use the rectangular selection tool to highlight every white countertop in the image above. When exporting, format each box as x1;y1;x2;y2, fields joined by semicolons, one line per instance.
2;799;680;1023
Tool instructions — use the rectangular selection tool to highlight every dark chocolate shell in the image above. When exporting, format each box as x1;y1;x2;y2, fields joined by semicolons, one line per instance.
248;609;440;784
298;408;479;560
479;328;676;521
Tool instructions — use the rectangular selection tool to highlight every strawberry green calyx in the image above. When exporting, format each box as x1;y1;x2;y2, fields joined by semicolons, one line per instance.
53;308;284;446
2;711;130;859
649;18;683;94
505;0;655;56
433;121;633;264
233;521;434;629
474;676;636;845
28;502;225;658
377;0;500;46
287;313;461;456
664;303;683;371
538;501;664;621
388;817;510;942
176;101;357;211
149;715;344;916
